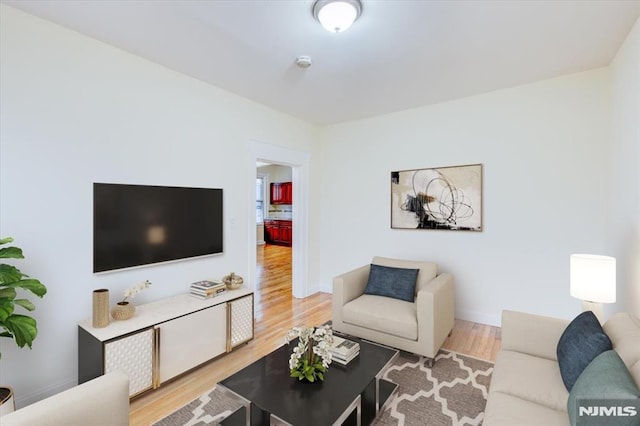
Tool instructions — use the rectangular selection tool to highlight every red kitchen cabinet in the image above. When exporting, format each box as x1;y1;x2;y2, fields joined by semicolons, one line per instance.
270;182;292;205
264;220;292;246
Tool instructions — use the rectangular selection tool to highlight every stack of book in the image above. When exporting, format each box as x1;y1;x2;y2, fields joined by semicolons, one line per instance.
190;280;226;300
328;336;360;365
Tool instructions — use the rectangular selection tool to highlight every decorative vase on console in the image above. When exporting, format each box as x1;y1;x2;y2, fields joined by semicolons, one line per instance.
92;289;110;328
111;280;151;321
111;301;135;321
222;272;243;290
285;325;333;383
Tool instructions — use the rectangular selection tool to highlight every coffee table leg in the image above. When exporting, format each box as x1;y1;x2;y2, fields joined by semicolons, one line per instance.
270;413;289;425
375;349;399;414
269;394;360;426
332;394;361;426
216;383;252;426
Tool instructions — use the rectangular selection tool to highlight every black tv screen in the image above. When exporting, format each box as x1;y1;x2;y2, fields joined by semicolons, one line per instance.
93;183;223;273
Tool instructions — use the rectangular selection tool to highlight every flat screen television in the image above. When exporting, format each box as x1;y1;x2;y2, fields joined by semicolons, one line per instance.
93;183;223;273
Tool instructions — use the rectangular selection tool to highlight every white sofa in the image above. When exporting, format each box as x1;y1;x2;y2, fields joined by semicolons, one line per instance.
483;310;640;426
1;372;130;426
332;256;454;365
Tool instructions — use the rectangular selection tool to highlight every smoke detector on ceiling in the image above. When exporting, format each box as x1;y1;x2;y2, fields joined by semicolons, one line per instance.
295;56;312;68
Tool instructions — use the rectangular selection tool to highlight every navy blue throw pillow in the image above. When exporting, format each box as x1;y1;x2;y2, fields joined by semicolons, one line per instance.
363;264;419;302
557;311;613;391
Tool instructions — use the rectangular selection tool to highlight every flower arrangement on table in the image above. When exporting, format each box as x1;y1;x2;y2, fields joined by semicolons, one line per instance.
285;324;334;382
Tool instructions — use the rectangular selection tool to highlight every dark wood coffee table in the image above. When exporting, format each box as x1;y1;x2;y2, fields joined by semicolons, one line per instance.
218;334;398;425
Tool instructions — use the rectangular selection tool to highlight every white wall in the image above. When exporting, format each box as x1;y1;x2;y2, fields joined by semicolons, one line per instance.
607;17;640;317
318;69;611;325
0;5;320;406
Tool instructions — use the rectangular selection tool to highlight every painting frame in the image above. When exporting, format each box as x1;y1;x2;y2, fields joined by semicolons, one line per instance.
391;163;483;231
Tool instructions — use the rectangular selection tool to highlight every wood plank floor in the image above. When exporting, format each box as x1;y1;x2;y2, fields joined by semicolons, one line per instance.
130;244;501;425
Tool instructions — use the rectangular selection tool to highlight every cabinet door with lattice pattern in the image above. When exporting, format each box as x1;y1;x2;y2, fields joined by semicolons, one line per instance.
104;328;154;397
228;294;254;350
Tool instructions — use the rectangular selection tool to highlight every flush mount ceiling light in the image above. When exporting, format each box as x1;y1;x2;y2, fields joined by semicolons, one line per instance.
312;0;362;33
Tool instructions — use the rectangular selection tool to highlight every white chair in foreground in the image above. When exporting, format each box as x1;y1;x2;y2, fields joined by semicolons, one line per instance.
1;372;129;426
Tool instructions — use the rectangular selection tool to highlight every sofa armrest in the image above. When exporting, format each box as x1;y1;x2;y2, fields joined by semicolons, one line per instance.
501;310;570;361
332;264;370;307
332;265;369;327
416;273;455;357
2;372;129;426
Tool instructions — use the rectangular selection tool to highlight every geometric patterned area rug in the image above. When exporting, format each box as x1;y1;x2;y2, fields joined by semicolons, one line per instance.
153;389;244;426
154;349;493;426
373;350;493;426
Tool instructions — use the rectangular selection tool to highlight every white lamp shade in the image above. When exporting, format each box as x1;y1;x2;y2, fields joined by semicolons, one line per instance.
570;254;616;303
314;0;361;33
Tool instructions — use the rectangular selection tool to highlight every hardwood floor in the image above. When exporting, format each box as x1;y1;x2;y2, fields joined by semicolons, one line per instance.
129;244;500;425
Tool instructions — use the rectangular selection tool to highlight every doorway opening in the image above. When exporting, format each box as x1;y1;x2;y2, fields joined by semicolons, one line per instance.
255;163;293;315
247;141;309;301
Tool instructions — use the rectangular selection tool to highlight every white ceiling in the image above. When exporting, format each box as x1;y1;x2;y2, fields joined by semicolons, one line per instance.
4;0;640;125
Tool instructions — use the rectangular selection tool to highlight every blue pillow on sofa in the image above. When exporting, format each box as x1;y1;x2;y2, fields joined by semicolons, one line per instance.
363;264;419;302
557;311;613;391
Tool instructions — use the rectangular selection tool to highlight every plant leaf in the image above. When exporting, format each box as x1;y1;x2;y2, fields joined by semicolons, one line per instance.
3;279;47;297
0;246;24;260
2;314;37;349
0;287;17;299
0;237;14;246
14;299;36;311
0;264;24;284
0;298;16;322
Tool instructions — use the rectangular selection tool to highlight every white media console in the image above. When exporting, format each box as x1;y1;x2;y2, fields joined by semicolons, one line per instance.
78;288;254;397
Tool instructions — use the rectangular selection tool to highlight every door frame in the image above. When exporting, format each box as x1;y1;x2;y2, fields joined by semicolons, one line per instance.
248;140;309;298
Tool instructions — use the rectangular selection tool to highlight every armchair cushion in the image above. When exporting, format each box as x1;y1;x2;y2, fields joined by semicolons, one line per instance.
364;264;419;302
342;294;418;340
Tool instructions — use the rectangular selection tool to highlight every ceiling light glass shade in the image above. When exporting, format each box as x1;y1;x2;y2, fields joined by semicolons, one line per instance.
570;254;616;303
313;0;362;33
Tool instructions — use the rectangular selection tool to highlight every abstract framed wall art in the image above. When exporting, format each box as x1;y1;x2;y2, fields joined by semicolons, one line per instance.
391;163;483;231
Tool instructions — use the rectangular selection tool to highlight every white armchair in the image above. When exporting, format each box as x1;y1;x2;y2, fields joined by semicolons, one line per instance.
332;256;454;366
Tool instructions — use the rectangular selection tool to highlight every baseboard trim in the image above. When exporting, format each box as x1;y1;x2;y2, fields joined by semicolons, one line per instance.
455;309;501;327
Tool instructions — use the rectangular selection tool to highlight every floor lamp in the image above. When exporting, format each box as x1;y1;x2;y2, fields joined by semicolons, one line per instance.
570;254;616;323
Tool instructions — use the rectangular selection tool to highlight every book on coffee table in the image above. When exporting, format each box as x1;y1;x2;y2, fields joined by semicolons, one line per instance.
331;350;359;365
328;336;360;365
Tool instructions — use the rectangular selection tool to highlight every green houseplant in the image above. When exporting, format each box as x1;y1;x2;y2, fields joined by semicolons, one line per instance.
0;237;47;413
0;237;47;358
